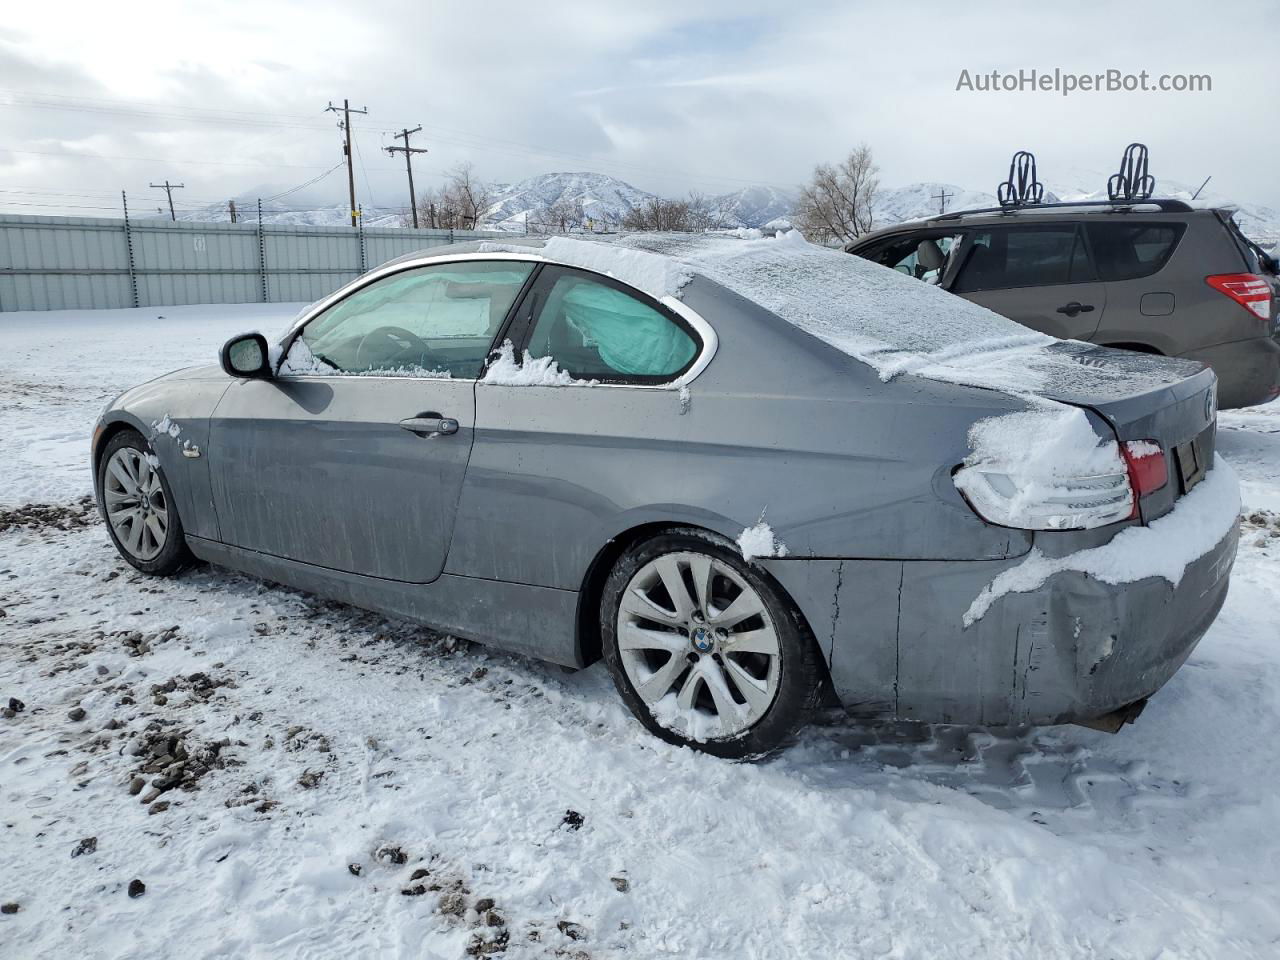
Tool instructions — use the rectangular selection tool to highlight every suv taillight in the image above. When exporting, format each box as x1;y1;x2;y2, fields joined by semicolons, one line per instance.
1205;273;1273;320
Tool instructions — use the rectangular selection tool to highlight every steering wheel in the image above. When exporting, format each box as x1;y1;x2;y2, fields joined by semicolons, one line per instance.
353;325;433;370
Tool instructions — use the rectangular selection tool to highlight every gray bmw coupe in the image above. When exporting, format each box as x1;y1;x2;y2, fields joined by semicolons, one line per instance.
92;232;1240;758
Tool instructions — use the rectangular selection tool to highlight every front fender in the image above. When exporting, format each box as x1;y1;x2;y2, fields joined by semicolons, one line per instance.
94;371;233;542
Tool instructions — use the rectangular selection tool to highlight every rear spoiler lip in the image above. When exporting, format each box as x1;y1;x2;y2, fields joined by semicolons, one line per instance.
1065;367;1217;447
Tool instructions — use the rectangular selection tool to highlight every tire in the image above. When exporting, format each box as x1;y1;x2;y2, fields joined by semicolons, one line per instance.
600;528;824;760
96;429;196;577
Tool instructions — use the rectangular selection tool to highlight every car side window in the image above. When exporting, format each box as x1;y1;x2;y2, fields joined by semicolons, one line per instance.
865;233;962;284
283;261;534;378
952;226;1093;293
522;271;700;382
1085;222;1185;282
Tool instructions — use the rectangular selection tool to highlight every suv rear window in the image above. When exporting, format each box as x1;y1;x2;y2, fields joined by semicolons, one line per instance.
1085;222;1185;282
952;226;1093;293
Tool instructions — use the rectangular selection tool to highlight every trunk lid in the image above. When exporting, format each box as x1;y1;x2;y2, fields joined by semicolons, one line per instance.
1032;341;1218;522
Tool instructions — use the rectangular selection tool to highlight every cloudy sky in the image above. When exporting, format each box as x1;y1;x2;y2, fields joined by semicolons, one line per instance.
2;0;1276;218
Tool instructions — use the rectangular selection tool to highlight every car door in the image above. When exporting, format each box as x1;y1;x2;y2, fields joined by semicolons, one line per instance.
208;258;536;582
446;265;708;588
947;223;1107;340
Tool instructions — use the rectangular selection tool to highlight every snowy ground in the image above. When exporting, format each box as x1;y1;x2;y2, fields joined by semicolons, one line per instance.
2;303;1279;959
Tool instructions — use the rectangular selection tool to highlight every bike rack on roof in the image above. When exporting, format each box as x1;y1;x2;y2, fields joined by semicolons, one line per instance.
1108;142;1157;202
996;150;1045;207
922;142;1191;223
932;197;1193;222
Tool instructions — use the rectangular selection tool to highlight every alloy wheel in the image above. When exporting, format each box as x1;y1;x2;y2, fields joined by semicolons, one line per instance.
616;551;781;742
103;447;169;561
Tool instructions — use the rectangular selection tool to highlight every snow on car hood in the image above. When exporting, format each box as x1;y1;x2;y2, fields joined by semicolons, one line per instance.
479;230;1202;401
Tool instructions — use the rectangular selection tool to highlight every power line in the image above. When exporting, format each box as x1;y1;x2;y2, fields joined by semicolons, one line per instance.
263;161;346;204
353;136;377;211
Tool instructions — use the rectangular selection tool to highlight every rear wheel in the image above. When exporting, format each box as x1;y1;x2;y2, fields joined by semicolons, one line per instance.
600;529;823;760
97;430;195;576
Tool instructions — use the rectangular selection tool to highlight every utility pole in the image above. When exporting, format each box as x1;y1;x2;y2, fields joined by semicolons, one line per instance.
931;187;953;215
385;125;428;228
325;99;368;228
229;199;237;223
149;180;184;221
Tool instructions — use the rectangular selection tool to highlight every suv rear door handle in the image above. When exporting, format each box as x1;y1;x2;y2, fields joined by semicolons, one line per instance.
1056;301;1096;317
399;415;458;436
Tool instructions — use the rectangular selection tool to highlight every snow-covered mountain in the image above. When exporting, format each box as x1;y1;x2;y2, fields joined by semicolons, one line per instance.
483;174;796;231
483;172;658;231
712;185;796;229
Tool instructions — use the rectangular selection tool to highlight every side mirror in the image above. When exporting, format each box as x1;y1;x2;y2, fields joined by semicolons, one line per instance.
220;333;273;379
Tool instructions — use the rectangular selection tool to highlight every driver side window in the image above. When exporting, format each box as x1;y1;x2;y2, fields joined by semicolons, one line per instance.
284;261;534;379
867;233;961;285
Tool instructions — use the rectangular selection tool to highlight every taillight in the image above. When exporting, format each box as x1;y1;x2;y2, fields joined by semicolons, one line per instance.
1120;440;1167;517
1205;273;1273;320
954;457;1135;531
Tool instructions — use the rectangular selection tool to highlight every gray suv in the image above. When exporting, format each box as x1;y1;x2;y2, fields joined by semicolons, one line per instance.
847;199;1280;408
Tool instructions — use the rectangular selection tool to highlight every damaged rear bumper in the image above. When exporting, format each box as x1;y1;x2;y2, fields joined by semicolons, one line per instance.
758;521;1239;727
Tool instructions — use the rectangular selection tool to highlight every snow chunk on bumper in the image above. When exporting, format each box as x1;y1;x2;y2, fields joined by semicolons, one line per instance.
963;456;1241;627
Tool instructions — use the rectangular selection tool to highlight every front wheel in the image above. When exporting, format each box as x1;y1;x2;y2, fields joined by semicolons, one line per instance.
600;529;823;760
97;429;195;576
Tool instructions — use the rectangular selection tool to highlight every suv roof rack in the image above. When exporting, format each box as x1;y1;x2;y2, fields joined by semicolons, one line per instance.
933;197;1194;221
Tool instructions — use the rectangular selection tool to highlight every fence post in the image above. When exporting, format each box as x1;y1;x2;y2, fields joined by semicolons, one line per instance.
358;204;367;274
257;199;269;302
121;191;140;308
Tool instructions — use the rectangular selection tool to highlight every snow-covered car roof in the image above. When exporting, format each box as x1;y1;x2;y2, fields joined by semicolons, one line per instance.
463;231;1203;402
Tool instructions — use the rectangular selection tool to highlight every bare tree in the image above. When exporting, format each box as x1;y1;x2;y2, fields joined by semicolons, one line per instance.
531;196;586;234
793;144;879;246
407;186;450;228
622;191;733;232
445;162;493;229
406;164;494;230
686;190;735;231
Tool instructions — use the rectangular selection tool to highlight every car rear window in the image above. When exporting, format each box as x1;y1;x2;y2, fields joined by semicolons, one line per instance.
1085;222;1185;282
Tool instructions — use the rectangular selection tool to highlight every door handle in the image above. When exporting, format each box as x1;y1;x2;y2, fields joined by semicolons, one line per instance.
399;415;458;436
1056;301;1096;317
